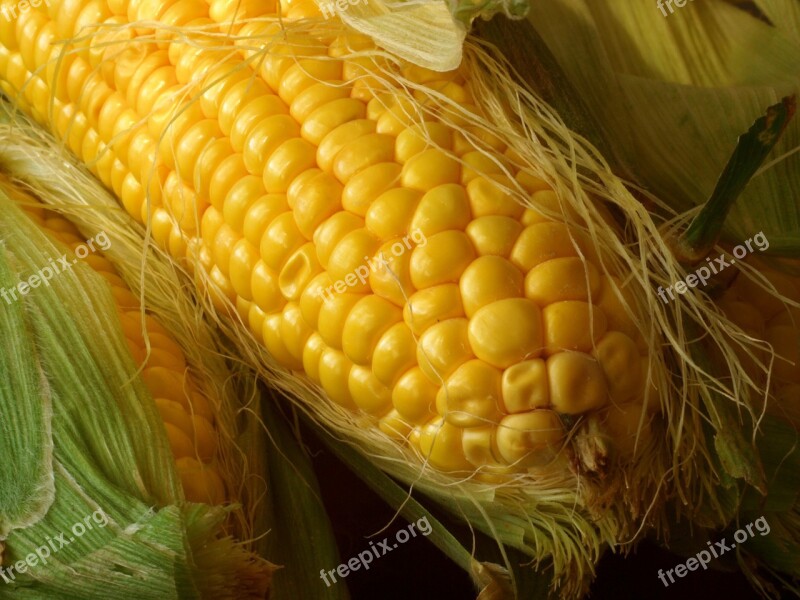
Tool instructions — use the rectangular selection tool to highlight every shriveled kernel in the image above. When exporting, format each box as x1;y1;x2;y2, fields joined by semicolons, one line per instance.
365;187;422;241
459;256;523;317
392;366;437;423
409;230;475;289
496;410;564;468
349;365;393;415
436;359;503;428
279;243;321;300
542;301;607;355
318;293;364;350
547;352;608;414
466;216;523;257
416;418;471;472
525;257;601;305
401;148;461;191
342;296;403;365
417;318;473;383
502;359;549;413
466;177;524;219
510;222;584;272
372;322;417;386
592;332;642;401
403;284;464;336
409;184;471;236
468;298;543;369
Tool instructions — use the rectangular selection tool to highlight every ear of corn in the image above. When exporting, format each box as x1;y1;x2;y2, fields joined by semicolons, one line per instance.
0;178;273;598
0;0;659;481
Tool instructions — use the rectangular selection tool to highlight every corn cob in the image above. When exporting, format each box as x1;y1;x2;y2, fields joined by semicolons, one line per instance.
0;0;659;477
2;175;226;504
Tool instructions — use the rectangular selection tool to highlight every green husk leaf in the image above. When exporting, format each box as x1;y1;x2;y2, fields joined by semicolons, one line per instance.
507;0;800;253
0;236;55;538
673;95;796;264
260;397;348;600
0;163;271;598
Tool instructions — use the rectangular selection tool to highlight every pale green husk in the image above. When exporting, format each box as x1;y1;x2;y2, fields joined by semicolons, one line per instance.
525;0;800;255
0;184;272;598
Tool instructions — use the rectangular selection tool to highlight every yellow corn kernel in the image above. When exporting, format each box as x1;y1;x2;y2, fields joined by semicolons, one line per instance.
401;148;461;191
501;359;549;413
592;331;642;402
372;322;417;387
417;318;473;383
495;410;564;468
176;457;226;504
466;177;524;219
349;365;393;415
408;184;471;236
468;298;543;369
364;187;421;241
547;352;609;414
342;295;403;365
318;347;356;409
416;418;472;472
392;367;437;423
368;238;416;307
436;360;503;428
403;284;463;336
465;216;523;258
525;257;601;306
409;230;475;289
459;256;523;317
542;301;607;355
603;403;650;458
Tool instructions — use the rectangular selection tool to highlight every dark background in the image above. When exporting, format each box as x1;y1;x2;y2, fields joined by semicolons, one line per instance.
308;424;765;600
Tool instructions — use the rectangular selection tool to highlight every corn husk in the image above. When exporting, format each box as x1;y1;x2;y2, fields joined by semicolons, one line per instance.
511;0;800;255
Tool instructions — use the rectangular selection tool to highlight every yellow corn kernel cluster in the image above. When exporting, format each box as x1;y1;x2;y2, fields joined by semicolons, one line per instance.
7;181;225;503
718;263;800;427
0;0;657;475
